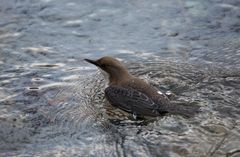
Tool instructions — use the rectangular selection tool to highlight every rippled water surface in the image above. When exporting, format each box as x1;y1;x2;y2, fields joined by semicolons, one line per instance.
1;0;240;157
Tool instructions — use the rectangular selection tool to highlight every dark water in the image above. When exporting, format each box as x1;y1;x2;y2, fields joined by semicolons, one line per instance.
1;0;240;156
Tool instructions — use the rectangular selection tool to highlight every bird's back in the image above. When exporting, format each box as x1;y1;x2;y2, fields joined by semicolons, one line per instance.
120;77;170;104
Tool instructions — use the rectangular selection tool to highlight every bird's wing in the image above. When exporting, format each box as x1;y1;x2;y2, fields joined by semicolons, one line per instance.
104;85;161;116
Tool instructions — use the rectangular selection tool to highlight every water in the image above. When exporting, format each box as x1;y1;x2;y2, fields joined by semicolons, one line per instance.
0;0;240;156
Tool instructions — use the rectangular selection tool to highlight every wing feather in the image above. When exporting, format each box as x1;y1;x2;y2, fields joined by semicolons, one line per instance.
104;85;160;116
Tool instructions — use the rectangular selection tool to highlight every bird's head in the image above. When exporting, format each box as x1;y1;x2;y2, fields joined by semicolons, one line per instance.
84;56;131;84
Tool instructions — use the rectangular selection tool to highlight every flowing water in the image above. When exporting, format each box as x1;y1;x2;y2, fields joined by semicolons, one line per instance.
0;0;240;157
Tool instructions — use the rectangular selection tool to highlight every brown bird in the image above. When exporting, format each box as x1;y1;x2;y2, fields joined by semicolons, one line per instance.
84;56;199;119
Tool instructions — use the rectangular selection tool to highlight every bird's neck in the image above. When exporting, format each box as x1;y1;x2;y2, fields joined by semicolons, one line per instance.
109;70;133;85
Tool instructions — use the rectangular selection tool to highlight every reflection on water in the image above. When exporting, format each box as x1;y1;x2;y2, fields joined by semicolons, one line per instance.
1;0;240;157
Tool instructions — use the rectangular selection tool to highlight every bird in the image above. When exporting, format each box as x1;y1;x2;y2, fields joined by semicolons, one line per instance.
84;56;200;119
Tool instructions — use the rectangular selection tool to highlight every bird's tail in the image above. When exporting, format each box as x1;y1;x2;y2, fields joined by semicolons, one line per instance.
166;102;201;118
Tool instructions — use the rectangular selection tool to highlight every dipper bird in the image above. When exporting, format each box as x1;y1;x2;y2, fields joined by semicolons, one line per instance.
84;56;199;118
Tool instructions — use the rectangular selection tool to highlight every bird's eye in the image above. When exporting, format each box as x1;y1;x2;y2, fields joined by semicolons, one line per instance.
101;64;107;68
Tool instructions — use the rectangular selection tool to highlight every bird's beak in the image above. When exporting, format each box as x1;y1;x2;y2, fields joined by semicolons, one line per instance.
84;59;99;66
